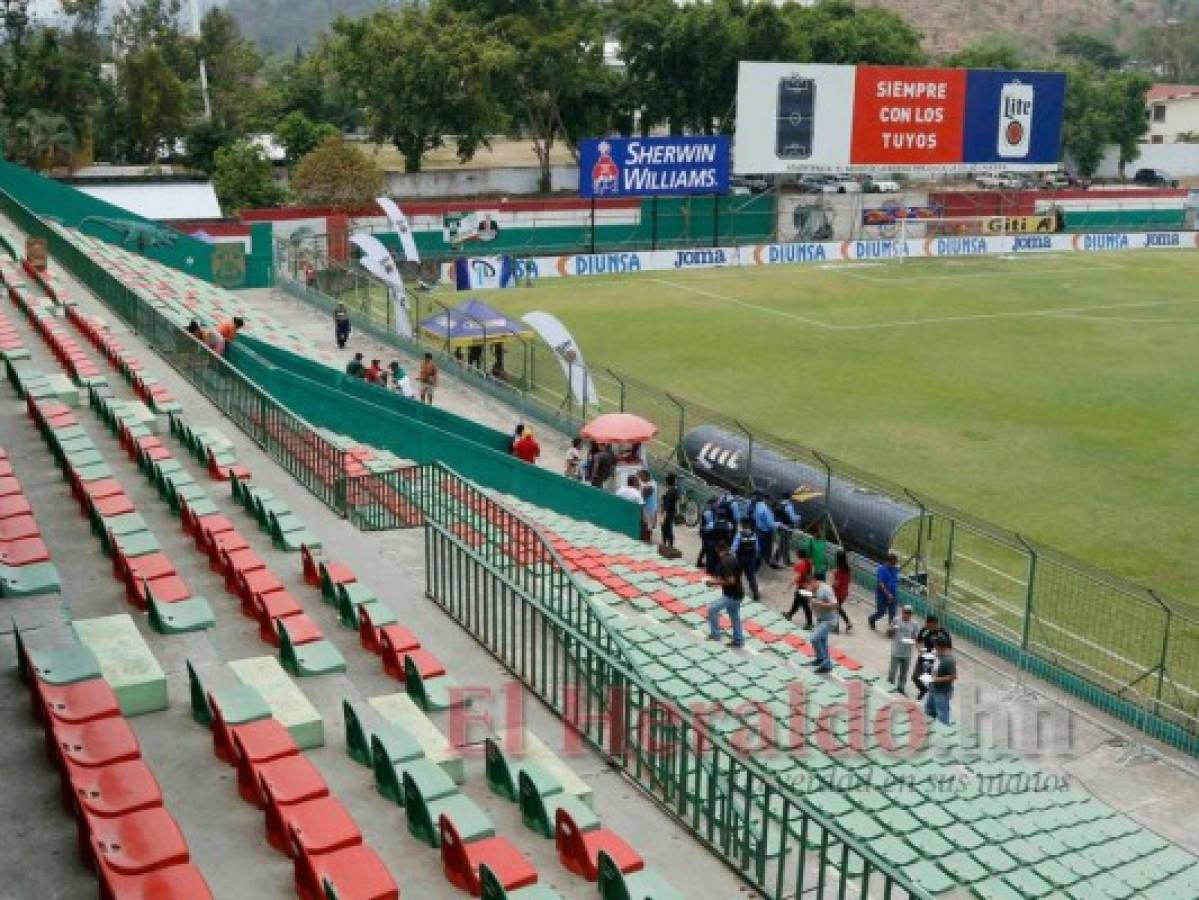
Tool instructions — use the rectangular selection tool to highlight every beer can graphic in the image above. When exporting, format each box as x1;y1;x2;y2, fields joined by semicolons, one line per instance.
998;80;1034;158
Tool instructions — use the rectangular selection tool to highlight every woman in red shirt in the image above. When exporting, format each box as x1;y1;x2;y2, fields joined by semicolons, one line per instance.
513;427;541;464
784;547;814;627
832;549;853;632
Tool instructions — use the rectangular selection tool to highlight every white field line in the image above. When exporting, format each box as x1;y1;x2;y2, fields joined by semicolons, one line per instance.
1046;311;1199;326
648;277;1199;333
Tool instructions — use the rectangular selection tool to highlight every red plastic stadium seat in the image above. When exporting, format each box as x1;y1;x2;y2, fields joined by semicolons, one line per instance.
87;807;189;875
222;548;266;595
53;717;141;770
80;479;125;515
300;544;321;586
377;626;420;677
251;752;328;813
0;514;40;541
64;758;163;819
118;551;176;587
97;860;213;900
194;515;234;553
92;494;136;521
236;567;283;612
253;590;304;646
270;794;361;858
230;719;297;805
39;677;121;726
554;809;643;882
0;494;32;519
128;574;191;611
383;645;444;683
0;476;22;497
358;604;393;655
1;535;52;566
440;815;537;897
293;843;398;900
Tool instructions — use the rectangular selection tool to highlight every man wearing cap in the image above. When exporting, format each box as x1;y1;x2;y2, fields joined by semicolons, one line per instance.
887;605;920;694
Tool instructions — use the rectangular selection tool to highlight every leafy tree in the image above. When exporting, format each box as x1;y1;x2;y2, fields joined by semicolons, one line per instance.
275;110;338;166
1054;32;1125;71
113;0;194;81
799;1;925;66
943;39;1024;70
8;109;76;171
186;116;237;173
326;5;512;173
290;135;383;206
212;139;283;212
119;45;190;161
1133;19;1199;83
1061;65;1111;178
1104;70;1152;177
197;8;263;134
224;0;388;55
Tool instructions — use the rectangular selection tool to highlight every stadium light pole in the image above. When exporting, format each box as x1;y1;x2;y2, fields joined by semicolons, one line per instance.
190;0;212;121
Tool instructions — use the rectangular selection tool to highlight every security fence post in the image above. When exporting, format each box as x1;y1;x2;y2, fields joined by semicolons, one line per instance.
1018;536;1037;652
1150;591;1170;712
665;393;686;462
607;368;626;413
734;420;754;492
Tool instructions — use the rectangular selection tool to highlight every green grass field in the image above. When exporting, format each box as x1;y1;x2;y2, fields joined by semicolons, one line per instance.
471;250;1199;607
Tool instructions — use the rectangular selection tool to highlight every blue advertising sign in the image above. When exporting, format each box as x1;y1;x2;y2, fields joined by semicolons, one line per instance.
578;136;731;198
961;70;1067;167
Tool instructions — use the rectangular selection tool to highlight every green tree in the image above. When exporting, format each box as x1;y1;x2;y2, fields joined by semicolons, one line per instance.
1054;32;1125;70
119;45;190;161
943;39;1024;70
1104;70;1152;178
276;110;338;166
196;8;263;134
113;0;195;81
212;139;283;212
185;116;236;173
1061;65;1111;179
290;135;383;206
799;1;925;66
326;5;512;173
8;109;76;171
1133;19;1199;83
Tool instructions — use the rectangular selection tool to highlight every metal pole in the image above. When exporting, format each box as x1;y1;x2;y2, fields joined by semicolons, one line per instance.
1018;536;1037;652
665;392;686;463
606;368;626;412
733;419;753;492
651;196;658;250
590;198;596;255
712;194;720;248
1149;590;1171;710
943;519;956;605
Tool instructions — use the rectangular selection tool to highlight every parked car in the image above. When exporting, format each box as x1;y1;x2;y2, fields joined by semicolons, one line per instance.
1133;168;1179;188
1039;169;1072;189
976;171;1031;190
730;175;771;194
821;175;862;194
865;176;902;193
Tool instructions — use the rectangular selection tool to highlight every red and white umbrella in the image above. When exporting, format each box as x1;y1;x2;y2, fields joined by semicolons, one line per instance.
580;413;658;444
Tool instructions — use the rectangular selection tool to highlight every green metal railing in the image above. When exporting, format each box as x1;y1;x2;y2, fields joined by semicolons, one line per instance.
416;463;930;899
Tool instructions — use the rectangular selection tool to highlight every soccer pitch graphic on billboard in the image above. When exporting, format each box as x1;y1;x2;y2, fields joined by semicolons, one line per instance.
734;62;1066;174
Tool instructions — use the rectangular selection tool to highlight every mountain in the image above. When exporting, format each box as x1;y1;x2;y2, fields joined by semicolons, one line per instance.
861;0;1174;59
225;0;399;55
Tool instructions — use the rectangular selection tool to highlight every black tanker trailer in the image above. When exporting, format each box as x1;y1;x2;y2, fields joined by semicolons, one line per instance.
679;426;920;560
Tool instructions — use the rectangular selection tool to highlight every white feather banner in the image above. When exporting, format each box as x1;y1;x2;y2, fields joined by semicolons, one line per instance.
350;232;413;338
377;197;421;263
521;311;598;408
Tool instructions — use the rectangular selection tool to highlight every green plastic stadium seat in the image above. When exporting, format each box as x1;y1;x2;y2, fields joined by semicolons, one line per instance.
518;768;600;839
597;851;682;900
403;773;493;848
277;619;346;678
479;864;564;900
405;658;465;712
148;592;214;634
369;727;425;804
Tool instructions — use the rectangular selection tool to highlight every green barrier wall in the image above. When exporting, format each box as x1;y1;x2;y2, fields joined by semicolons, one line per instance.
0;159;271;289
227;341;642;539
1062;209;1187;231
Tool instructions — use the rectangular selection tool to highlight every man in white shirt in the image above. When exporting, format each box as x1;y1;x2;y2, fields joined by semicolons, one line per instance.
616;474;644;505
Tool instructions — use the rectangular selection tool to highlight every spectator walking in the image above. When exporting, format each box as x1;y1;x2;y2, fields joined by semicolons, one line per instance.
784;547;814;627
706;541;745;648
333;302;351;349
731;518;761;601
771;495;802;566
365;359;384;384
831;550;853;632
751;492;776;571
640;484;656;543
888;605;920;694
697;498;718;574
513;426;540;464
217;316;245;345
924;635;957;724
418;352;438;404
590;443;616;490
564;438;583;479
638;470;658;528
868;552;901;631
913;615;951;700
580;441;597;483
804;575;839;673
616;474;644;505
807;528;829;579
660;475;679;549
345;352;365;378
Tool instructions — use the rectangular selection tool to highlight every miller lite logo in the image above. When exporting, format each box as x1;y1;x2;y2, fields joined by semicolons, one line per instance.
998;81;1034;158
591;141;619;195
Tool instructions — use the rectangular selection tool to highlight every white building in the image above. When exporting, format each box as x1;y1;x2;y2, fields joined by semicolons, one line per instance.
1146;84;1199;144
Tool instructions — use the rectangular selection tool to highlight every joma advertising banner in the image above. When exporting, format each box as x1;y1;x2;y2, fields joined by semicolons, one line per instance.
734;62;1066;174
579;136;731;198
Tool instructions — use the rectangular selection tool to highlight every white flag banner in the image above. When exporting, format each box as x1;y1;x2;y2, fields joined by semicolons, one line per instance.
350;232;413;338
521;311;598;408
377;197;421;263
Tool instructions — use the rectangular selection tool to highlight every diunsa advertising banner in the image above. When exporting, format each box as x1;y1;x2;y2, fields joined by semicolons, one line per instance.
734;62;1066;174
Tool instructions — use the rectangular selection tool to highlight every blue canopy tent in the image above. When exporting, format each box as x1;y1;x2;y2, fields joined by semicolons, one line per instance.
417;298;533;348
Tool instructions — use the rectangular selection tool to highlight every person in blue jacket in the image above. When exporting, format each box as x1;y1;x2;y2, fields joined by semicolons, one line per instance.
868;552;901;630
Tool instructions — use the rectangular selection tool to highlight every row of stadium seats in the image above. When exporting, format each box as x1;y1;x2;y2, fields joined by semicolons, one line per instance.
13;624;213;898
0;444;61;597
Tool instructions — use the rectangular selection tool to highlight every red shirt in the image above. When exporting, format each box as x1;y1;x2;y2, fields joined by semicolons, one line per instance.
514;435;540;464
793;558;813;587
832;568;851;603
365;365;383;383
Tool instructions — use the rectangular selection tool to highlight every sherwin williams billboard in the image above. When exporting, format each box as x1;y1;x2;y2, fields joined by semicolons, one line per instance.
734;62;1066;174
578;136;732;198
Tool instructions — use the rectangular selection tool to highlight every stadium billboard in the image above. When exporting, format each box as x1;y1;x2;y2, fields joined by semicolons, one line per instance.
578;136;731;198
734;62;1066;174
